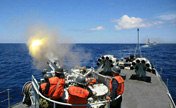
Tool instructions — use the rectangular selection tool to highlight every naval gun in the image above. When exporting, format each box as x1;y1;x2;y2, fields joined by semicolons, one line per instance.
40;59;62;76
40;59;71;85
66;67;94;86
22;58;122;108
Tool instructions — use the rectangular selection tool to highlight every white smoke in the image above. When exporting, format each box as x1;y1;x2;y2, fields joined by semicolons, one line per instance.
26;24;91;69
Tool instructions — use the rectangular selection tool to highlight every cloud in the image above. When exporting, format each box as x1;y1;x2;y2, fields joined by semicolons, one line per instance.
89;26;105;31
158;14;176;20
170;21;176;26
113;15;164;30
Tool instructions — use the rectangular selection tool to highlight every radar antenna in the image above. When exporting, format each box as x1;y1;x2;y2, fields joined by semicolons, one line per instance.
135;28;141;57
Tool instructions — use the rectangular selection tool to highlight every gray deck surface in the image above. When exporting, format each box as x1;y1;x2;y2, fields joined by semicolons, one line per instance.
12;69;173;108
121;69;172;108
11;102;28;108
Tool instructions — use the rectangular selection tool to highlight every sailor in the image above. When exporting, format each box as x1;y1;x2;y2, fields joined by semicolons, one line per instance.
43;73;52;83
86;74;97;86
67;75;95;108
106;66;124;108
81;68;97;86
87;78;96;86
40;67;65;100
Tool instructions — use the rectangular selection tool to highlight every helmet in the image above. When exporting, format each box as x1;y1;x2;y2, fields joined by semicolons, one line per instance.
43;73;52;81
42;69;47;75
55;67;64;74
75;75;87;85
112;66;121;74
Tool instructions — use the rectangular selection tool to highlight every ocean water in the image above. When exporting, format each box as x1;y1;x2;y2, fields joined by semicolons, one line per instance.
0;43;175;107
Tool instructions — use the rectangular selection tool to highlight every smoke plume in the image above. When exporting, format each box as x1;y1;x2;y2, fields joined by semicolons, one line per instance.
26;24;91;69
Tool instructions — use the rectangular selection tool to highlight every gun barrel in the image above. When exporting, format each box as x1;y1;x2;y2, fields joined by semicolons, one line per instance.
54;61;61;68
47;62;55;70
84;69;93;77
49;58;61;68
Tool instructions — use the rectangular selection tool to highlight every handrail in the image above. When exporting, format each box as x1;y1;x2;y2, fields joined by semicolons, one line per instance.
32;75;121;107
32;75;39;89
0;89;11;108
0;98;9;103
167;92;176;108
155;70;176;108
38;91;121;107
0;89;12;94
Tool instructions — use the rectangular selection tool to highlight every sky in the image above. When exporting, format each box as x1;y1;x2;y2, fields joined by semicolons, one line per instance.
0;0;176;43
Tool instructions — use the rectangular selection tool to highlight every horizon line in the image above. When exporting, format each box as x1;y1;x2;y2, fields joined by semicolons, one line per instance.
0;42;176;44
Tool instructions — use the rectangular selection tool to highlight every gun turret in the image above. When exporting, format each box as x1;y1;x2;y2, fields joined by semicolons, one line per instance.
46;59;63;76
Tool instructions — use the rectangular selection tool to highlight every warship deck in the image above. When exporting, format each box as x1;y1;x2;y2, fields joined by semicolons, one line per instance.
121;69;174;108
12;69;175;108
11;102;28;108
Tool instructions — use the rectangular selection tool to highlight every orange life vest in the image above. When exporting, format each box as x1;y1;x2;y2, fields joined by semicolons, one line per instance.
41;77;65;99
67;86;89;108
109;75;124;96
88;78;96;86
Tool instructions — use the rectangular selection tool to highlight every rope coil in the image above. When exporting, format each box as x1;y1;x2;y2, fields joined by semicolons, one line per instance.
22;81;32;96
24;83;32;96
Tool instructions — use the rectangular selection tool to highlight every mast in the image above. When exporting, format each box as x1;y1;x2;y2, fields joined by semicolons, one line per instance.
135;28;141;57
138;28;139;46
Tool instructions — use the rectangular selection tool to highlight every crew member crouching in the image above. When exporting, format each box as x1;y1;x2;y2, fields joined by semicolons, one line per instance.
88;78;96;86
40;67;65;100
67;75;95;108
106;66;124;108
86;73;97;86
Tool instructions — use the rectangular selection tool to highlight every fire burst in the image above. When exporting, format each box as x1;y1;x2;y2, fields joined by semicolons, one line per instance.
28;39;45;58
31;40;42;50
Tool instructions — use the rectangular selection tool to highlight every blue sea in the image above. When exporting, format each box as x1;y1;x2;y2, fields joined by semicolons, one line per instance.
0;43;176;108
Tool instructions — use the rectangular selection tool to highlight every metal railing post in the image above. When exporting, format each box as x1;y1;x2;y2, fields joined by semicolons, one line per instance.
7;89;10;108
53;103;56;108
108;101;110;108
167;78;169;88
160;68;163;77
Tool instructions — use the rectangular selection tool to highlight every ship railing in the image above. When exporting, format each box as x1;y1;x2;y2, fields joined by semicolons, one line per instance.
31;75;121;108
156;68;176;108
0;89;11;108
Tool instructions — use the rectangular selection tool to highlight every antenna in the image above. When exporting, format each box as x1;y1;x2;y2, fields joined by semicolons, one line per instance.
135;28;141;57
